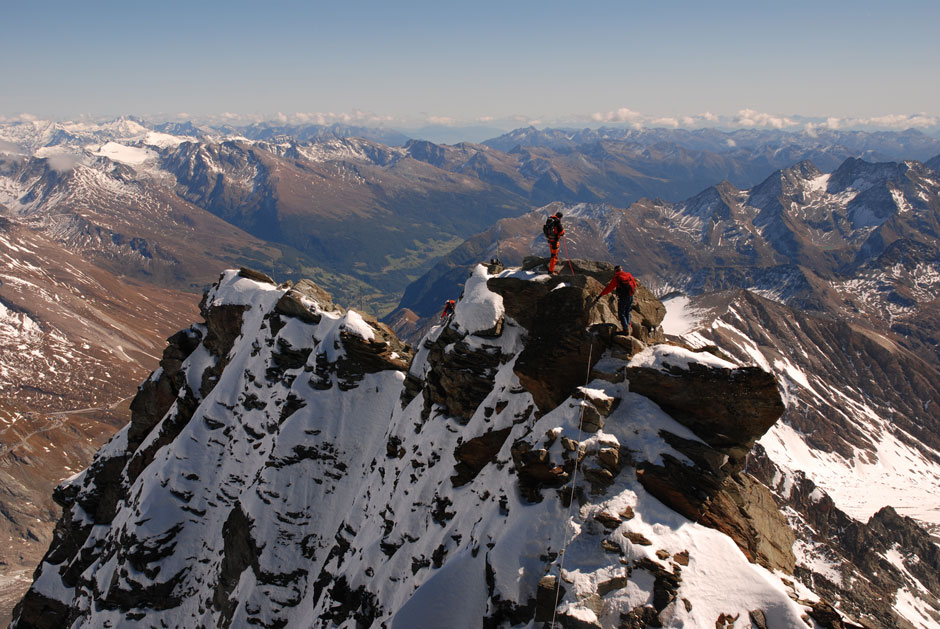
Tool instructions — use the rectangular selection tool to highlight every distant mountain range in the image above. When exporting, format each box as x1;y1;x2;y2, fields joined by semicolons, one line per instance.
3;117;940;624
395;154;940;319
4;117;939;314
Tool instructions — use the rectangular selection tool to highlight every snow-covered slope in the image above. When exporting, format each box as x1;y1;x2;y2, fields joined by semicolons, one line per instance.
15;264;937;628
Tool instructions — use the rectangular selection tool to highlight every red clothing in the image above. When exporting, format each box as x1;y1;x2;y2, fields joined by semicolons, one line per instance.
440;300;456;319
599;270;637;297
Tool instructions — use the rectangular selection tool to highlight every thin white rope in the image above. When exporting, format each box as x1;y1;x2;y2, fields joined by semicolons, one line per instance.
550;338;595;629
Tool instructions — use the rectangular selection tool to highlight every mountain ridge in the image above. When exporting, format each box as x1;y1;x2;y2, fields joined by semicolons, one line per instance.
12;265;939;627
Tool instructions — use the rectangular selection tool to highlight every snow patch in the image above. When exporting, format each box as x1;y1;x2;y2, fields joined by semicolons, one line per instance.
629;344;738;372
453;264;504;335
90;142;156;166
660;295;706;336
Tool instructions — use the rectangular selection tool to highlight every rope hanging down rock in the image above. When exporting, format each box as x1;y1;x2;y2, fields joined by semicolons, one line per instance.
550;337;595;629
561;234;575;275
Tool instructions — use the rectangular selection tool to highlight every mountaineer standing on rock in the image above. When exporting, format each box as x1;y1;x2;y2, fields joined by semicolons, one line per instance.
595;265;638;334
542;211;564;274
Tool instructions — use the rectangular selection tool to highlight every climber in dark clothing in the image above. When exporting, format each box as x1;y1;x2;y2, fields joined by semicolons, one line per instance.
596;265;638;333
542;212;564;274
440;299;456;321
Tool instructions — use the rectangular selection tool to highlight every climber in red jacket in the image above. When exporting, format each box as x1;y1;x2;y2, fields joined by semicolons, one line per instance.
596;265;638;334
440;299;456;321
542;212;565;274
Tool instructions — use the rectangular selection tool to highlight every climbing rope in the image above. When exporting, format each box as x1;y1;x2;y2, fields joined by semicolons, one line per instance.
550;338;595;629
561;234;576;275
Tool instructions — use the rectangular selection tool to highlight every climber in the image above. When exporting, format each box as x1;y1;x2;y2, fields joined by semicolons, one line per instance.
440;299;456;322
595;265;638;334
542;212;564;274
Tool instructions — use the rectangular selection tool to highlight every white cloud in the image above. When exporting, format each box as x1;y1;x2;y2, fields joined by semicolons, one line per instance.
0;113;41;123
652;116;680;129
734;109;798;129
803;113;937;134
591;107;644;124
45;152;82;172
852;113;938;129
427;116;457;126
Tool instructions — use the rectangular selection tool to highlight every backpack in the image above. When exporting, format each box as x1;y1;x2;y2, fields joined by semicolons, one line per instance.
624;274;636;297
620;273;638;297
543;216;558;240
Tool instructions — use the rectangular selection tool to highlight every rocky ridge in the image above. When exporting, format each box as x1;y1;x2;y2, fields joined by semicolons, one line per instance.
12;264;938;627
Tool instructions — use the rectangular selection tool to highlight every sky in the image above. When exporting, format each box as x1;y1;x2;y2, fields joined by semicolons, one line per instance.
1;0;938;131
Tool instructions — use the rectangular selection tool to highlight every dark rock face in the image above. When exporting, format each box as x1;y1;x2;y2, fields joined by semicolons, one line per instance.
623;343;792;573
336;313;413;385
515;257;666;329
626;359;784;467
488;273;610;412
637;457;795;572
127;328;202;452
422;327;503;422
488;260;669;413
451;428;513;487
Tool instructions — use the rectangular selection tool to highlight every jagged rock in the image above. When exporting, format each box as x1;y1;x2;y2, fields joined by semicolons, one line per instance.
620;606;660;628
594;511;622;529
573;387;618;416
626;361;784;466
611;333;647;358
745;609;767;629
274;278;337;324
521;258;666;329
597;575;628;597
451;428;512;487
510;441;571;502
634;557;680;614
488;264;669;412
637;457;796;572
808;600;865;629
580;403;605;433
749;445;940;626
597;447;620;471
625;531;653;546
601;539;621;554
127;327;202;453
535;575;565;622
423;329;502;422
237;267;275;284
336;314;413;385
11;263;853;628
489;274;609;412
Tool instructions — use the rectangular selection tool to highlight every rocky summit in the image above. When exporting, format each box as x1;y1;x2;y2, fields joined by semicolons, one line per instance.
11;264;939;628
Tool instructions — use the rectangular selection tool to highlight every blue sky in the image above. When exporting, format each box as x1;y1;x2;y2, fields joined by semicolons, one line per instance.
1;0;938;129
